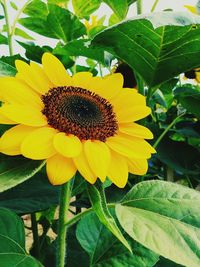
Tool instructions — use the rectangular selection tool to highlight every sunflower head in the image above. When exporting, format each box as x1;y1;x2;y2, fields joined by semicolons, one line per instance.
0;53;155;188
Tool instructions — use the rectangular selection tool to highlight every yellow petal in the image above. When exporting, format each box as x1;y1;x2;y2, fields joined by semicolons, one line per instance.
46;154;76;185
0;124;35;155
0;112;16;124
53;133;82;158
111;88;146;106
72;72;93;88
125;134;156;154
127;157;148;175
21;127;57;160
30;62;53;93
0;77;42;108
106;133;152;159
184;5;197;14
0;104;47;127
196;70;200;83
111;89;150;122
16;60;48;95
86;74;123;99
42;53;72;86
119;123;153;139
116;106;151;123
108;151;128;188
73;149;97;184
84;140;110;182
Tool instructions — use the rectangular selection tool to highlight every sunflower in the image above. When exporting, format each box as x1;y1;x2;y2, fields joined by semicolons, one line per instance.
184;68;200;83
0;53;155;188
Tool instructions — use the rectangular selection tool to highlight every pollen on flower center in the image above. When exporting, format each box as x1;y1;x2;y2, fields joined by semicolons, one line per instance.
41;86;118;141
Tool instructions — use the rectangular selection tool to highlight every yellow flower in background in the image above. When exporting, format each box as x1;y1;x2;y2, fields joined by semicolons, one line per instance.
184;68;200;83
84;15;106;32
0;53;155;188
184;1;200;14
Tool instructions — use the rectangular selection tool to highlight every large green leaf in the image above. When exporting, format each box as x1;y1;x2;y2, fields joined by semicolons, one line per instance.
103;0;128;19
19;1;86;42
72;0;101;18
116;204;200;267
87;181;132;252
0;60;16;76
0;173;60;214
92;12;200;87
0;154;45;192
0;208;43;267
76;212;159;267
47;4;86;42
121;180;200;227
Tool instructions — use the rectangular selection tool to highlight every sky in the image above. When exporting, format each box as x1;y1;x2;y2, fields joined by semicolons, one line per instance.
0;0;198;56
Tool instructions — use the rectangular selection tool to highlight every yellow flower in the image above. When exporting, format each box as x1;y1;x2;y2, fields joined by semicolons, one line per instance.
0;53;155;188
184;68;200;83
184;2;200;14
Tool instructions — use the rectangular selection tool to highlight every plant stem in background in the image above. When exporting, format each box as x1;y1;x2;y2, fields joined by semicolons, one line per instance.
137;0;142;15
151;0;160;12
31;213;41;260
11;0;32;37
1;0;13;55
57;181;72;267
153;114;185;149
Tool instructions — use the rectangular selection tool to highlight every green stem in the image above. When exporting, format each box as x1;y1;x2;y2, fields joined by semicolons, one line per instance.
151;0;160;12
153;114;184;149
31;213;41;260
136;0;142;15
11;0;32;36
1;0;13;55
57;181;72;267
65;203;115;229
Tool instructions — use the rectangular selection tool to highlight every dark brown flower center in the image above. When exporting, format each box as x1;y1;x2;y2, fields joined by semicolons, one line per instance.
41;86;118;141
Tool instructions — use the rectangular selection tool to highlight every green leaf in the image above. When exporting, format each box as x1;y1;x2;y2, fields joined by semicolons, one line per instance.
23;0;48;17
0;154;45;192
92;12;200;87
103;0;128;19
47;4;86;42
76;212;159;266
72;0;101;18
14;28;35;40
0;208;25;248
0;33;7;45
18;41;52;63
0;173;60;214
55;39;105;63
87;181;132;252
174;84;200;119
0;60;16;76
121;180;200;227
20;3;86;42
155;257;183;267
156;135;200;174
0;54;27;67
0;208;43;267
116;204;200;267
10;1;18;10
